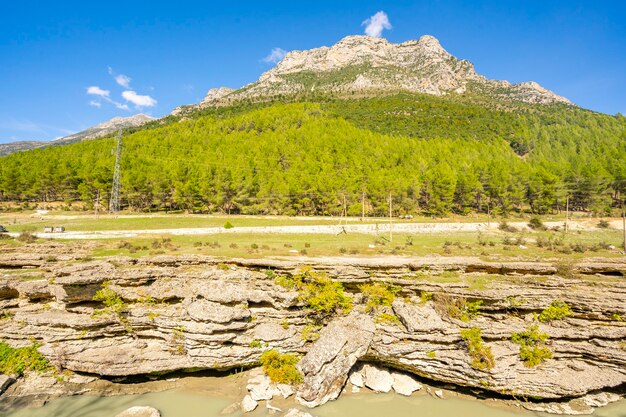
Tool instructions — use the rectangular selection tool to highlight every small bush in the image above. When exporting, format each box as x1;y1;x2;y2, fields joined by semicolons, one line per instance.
17;231;37;243
300;274;352;318
528;216;546;230
434;294;482;322
537;300;573;323
0;342;53;376
224;222;234;229
376;313;401;325
259;349;303;385
217;263;230;271
420;291;433;303
460;328;494;371
535;235;549;248
506;296;524;309
359;283;400;313
511;325;552;367
249;339;263;349
92;282;127;329
557;245;572;254
276;270;352;320
426;350;436;359
555;262;577;279
498;220;517;233
597;220;610;229
301;323;321;342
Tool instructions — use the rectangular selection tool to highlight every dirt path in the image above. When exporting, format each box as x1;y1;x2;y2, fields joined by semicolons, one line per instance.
8;219;615;240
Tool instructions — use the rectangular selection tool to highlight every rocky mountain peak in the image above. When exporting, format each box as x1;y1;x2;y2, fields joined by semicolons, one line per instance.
415;34;445;53
188;34;570;110
201;87;235;104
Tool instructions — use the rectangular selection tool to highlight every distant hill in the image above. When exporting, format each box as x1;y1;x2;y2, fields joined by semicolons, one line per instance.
0;114;155;156
52;114;155;146
0;141;46;157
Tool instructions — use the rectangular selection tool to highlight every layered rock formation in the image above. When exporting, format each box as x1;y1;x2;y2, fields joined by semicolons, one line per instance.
185;35;570;112
0;254;624;412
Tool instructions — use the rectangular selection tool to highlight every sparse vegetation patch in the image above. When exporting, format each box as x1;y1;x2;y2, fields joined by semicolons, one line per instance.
0;341;53;376
460;327;495;371
259;349;303;385
511;325;553;367
537;300;573;323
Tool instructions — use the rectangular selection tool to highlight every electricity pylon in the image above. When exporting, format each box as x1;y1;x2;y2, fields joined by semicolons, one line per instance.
109;130;122;213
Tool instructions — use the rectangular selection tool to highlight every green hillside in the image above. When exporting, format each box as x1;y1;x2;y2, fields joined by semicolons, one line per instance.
0;94;624;216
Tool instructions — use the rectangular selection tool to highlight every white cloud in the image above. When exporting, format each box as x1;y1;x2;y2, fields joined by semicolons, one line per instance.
362;11;392;37
114;74;132;88
263;47;288;64
122;90;157;108
86;86;129;110
86;86;110;97
111;100;129;110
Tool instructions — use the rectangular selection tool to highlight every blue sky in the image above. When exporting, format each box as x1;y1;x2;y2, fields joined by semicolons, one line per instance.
1;0;625;143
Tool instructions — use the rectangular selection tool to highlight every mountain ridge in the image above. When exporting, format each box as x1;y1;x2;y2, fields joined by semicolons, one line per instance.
0;114;155;156
184;35;570;112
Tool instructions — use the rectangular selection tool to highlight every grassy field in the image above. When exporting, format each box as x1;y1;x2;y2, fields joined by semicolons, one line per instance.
0;210;611;233
1;211;623;261
0;213;361;232
83;228;624;260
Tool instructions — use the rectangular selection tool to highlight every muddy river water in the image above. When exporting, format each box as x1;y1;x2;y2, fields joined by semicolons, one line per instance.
1;389;625;417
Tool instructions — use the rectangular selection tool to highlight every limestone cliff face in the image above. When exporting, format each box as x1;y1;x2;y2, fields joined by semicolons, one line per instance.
190;35;569;111
0;253;624;409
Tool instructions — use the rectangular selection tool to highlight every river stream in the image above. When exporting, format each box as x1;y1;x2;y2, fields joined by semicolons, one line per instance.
1;390;625;417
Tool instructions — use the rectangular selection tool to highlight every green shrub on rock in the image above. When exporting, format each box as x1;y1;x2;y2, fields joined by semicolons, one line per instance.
275;268;351;320
259;349;303;385
301;275;352;318
537;300;573;323
359;283;400;313
511;325;552;367
459;327;495;371
434;294;482;322
0;342;53;376
93;281;124;316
